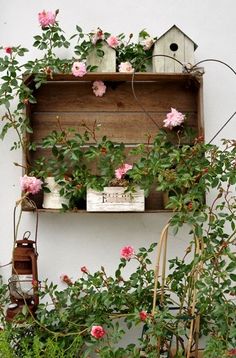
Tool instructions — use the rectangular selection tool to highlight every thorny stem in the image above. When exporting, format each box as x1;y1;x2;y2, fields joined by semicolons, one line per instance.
82;119;98;143
27;304;89;337
206;190;224;235
224;183;235;216
6;108;24;150
56;115;65;136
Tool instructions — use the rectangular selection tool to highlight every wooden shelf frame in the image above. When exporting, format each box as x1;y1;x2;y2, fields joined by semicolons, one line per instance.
23;72;204;213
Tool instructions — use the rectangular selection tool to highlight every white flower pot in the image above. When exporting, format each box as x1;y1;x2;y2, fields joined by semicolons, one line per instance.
42;177;69;209
87;186;145;212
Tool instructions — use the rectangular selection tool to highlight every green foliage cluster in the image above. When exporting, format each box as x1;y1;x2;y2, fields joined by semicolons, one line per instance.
0;13;155;150
1;138;236;355
0;164;236;358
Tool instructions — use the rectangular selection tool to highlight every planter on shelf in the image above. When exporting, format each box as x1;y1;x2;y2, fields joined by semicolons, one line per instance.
42;177;69;209
86;41;116;72
22;190;44;210
87;186;145;212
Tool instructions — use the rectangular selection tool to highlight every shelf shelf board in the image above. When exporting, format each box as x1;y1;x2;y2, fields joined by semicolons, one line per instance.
24;72;201;85
22;208;173;214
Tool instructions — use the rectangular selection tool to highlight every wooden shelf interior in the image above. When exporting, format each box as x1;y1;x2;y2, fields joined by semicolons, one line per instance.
24;73;203;212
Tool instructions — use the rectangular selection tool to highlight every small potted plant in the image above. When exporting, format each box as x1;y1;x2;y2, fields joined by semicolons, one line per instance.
84;136;145;211
28;125;91;210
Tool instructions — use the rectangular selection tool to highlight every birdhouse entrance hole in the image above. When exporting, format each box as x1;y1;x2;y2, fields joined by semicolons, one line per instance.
170;43;178;52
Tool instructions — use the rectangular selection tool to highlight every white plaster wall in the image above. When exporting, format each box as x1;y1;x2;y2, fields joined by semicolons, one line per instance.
0;0;235;290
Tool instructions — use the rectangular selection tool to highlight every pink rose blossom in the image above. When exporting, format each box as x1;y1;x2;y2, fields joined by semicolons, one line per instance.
20;175;43;195
72;61;87;77
139;311;148;321
60;274;73;285
91;28;104;45
5;47;12;55
92;80;106;97
120;245;135;260
38;10;56;28
118;61;134;73
91;325;106;339
81;266;89;274
106;35;119;48
163;108;185;129
115;163;133;180
141;37;154;50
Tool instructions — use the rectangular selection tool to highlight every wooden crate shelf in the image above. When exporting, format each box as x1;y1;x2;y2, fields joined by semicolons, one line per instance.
23;72;203;212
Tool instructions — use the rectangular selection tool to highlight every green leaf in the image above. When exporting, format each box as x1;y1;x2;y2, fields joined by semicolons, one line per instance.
76;25;83;33
0;123;11;140
230;274;236;282
21;305;28;316
96;49;104;58
34;35;42;41
52;146;58;157
5;100;10;109
1;76;10;81
43;187;51;193
26;126;33;134
194;225;203;237
231;220;235;231
172;225;179;236
228;252;236;262
35;81;42;89
226;262;236;272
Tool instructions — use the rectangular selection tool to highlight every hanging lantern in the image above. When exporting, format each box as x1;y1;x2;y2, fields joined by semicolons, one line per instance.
6;207;39;321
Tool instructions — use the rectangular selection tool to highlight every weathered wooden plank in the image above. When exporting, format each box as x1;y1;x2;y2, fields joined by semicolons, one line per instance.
197;77;204;136
31;81;198;112
165;28;185;72
184;37;195;66
152;40;165;72
30;112;198;143
145;189;164;210
24;73;201;84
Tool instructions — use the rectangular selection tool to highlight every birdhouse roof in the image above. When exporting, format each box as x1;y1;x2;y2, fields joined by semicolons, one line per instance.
156;25;198;51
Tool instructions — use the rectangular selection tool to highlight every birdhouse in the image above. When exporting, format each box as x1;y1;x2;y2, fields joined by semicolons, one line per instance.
86;41;116;72
152;25;198;73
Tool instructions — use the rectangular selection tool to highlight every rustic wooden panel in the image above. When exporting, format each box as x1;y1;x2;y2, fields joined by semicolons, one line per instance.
30;112;198;144
145;190;164;210
24;73;203;212
184;37;195;66
31;81;198;113
197;79;204;136
164;28;185;72
24;72;201;84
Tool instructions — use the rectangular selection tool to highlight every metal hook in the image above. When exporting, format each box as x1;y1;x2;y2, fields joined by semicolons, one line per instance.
22;231;31;240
